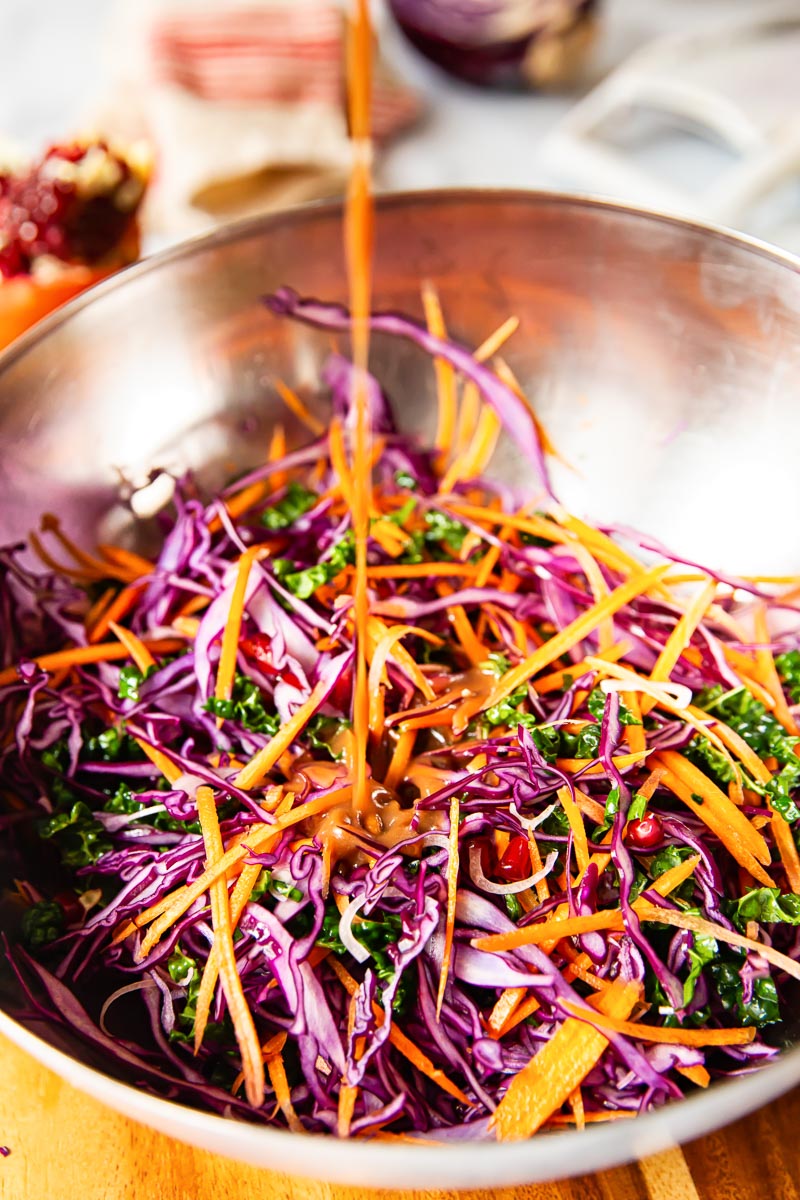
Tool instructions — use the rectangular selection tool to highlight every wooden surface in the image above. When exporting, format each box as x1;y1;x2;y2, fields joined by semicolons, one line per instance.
2;1033;799;1200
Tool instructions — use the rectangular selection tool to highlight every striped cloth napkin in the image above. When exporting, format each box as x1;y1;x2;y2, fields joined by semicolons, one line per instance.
98;0;420;239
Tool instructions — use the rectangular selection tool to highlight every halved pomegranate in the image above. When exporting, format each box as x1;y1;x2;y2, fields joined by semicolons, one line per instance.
0;139;150;351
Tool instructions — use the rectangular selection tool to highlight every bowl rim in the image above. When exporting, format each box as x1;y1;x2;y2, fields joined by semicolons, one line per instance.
1;186;800;375
2;188;800;1185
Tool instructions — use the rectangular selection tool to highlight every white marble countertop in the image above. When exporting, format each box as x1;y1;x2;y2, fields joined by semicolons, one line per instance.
1;0;796;251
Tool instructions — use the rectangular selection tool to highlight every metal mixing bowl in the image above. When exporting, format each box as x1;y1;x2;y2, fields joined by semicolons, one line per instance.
1;191;800;1187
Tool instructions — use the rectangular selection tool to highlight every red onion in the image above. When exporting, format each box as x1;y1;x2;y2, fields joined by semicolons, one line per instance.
388;0;599;89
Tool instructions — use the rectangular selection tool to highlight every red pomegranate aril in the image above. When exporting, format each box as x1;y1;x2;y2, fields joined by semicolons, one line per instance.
498;834;532;882
625;814;663;850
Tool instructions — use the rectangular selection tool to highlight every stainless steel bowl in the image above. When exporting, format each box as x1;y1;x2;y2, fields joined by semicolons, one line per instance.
1;191;800;1187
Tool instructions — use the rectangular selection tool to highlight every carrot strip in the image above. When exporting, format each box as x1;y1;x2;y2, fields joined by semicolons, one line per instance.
677;1064;710;1089
526;830;550;905
490;978;641;1140
96;544;155;578
753;605;798;734
560;1003;756;1046
555;751;649;775
267;424;288;490
108;620;156;673
632;900;800;984
84;585;116;635
214;547;266;716
474;855;701;953
436;796;460;1019
127;788;350;956
208;480;271;534
328;417;356;510
557;786;590;875
483;564;670;710
367;617;438;703
384;728;415;790
368;625;441;735
497;993;541;1037
233;676;334;791
193;861;262;1054
622;691;646;757
274;378;325;436
644;578;716;713
488;987;527;1038
267;1047;304;1133
195;786;264;1108
422;282;457;458
447;602;488;667
39;515;140;582
654;750;772;880
0;637;183;688
568;1086;585;1131
473;316;519;363
194;794;294;1054
88;582;147;644
329;958;474;1107
366;562;478;580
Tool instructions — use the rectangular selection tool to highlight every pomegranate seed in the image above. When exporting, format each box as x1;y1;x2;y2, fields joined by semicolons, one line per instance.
0;140;141;279
498;834;532;882
625;814;663;850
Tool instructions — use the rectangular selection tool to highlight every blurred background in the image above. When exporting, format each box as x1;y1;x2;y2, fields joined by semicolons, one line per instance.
1;0;800;346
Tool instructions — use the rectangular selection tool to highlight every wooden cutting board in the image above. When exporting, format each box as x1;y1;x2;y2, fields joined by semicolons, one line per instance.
1;1032;798;1200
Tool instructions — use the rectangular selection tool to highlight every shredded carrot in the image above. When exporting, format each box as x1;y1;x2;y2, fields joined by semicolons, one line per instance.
366;562;478;579
526;830;550;905
560;1003;756;1046
84;585;117;635
557;786;590;875
473;855;701;953
490;978;641;1140
497;993;542;1038
193;792;294;1054
267;1045;304;1133
568;1086;585;1131
329;957;474;1107
213;547;266;717
654;750;773;884
473;315;519;363
483;564;670;710
328;417;356;510
195;786;264;1108
233;676;336;791
422;281;457;459
126;788;350;956
383;727;416;790
446;599;488;667
436;796;460;1018
88;582;146;644
0;636;182;688
632;899;800;984
108;620;156;673
488;987;527;1038
274;377;325;436
208;480;271;534
753;605;798;734
644;578;716;713
677;1064;710;1089
96;543;154;578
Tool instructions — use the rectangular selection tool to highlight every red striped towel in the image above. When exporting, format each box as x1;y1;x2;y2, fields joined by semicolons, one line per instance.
97;0;420;238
